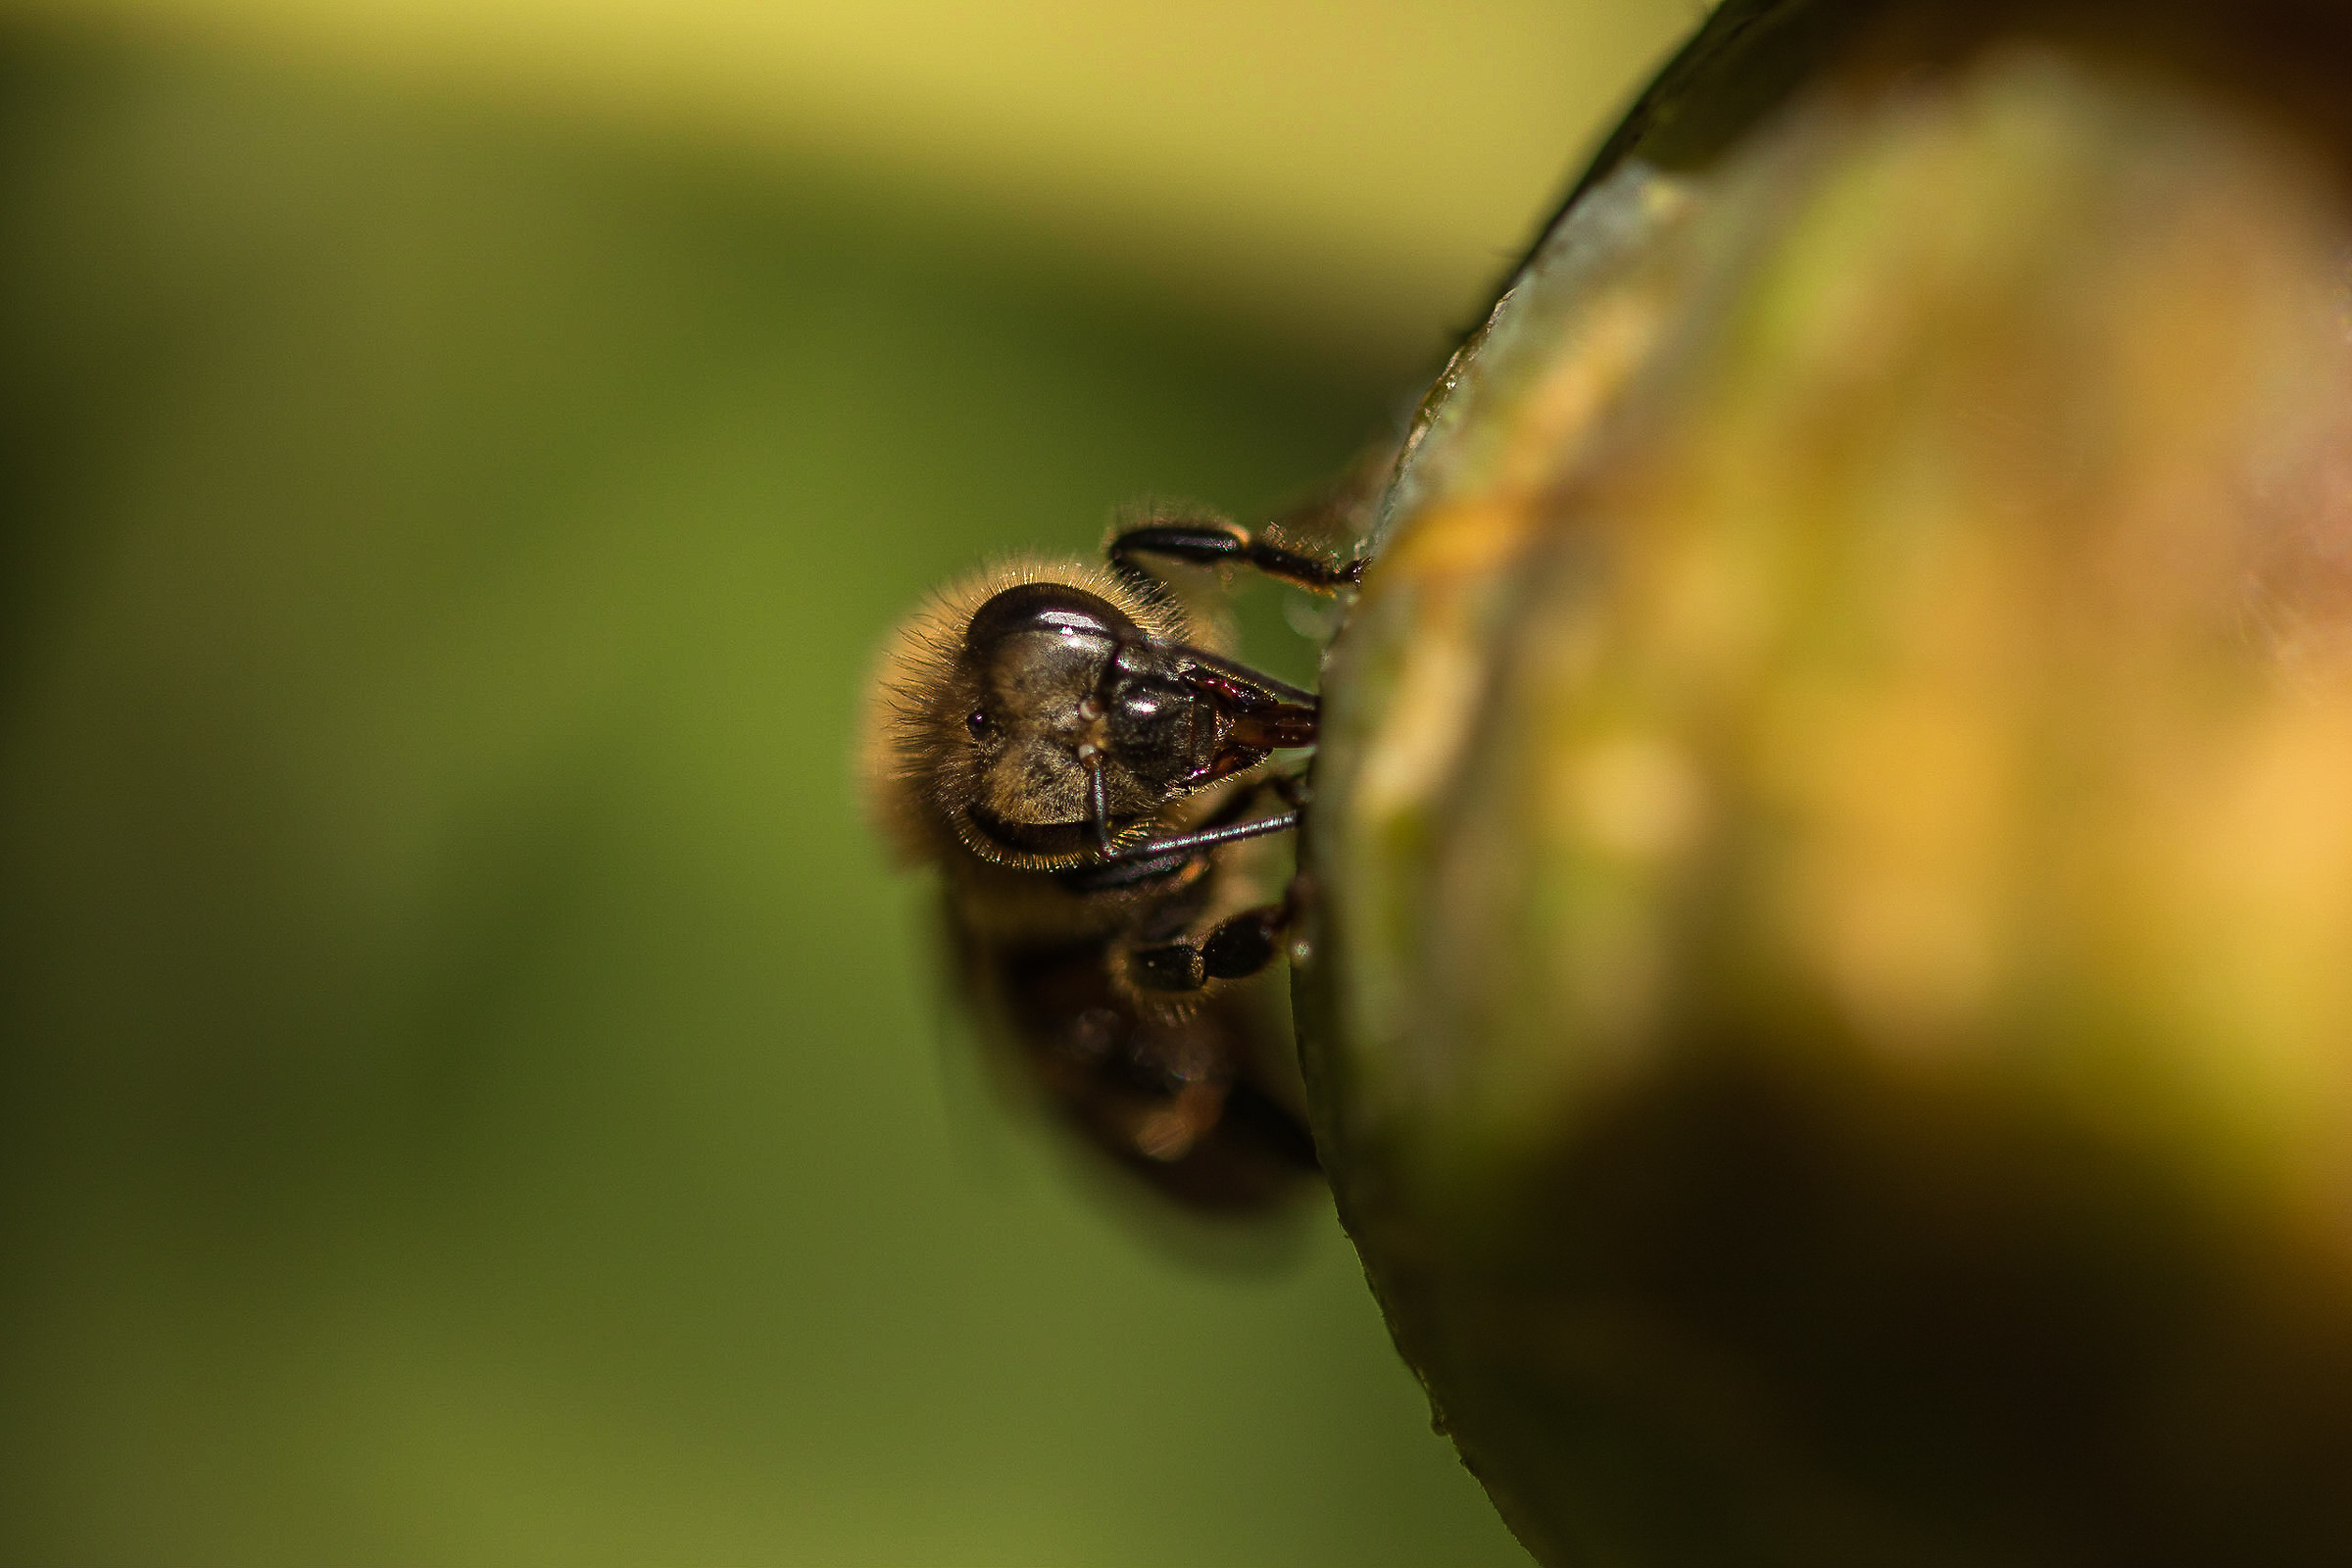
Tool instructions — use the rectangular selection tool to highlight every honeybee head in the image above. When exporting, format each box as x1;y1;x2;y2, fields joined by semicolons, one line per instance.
861;557;1305;871
958;580;1234;854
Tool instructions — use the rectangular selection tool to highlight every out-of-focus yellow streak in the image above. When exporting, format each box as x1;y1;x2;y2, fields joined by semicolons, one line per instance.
0;0;1696;354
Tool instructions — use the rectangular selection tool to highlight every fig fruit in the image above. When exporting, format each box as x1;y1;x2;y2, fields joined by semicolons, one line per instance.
1301;4;2352;1562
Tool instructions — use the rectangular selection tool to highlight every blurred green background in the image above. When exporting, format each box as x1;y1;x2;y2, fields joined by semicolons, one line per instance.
0;2;1684;1560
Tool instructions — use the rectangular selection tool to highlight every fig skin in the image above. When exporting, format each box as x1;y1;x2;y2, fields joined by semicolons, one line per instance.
1298;6;2352;1564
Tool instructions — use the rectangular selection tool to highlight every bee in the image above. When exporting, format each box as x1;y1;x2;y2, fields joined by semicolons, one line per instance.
861;509;1366;1211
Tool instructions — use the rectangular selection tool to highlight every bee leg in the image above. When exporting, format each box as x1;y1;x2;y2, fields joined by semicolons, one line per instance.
1107;520;1366;595
1100;809;1298;865
1126;902;1292;993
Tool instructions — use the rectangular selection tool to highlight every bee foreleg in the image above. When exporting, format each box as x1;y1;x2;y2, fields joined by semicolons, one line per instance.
1107;520;1365;596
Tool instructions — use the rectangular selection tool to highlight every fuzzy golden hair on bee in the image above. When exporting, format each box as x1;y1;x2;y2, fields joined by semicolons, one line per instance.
858;553;1194;871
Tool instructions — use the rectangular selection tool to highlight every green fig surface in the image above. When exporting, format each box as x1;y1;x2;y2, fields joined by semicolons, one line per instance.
1300;6;2352;1563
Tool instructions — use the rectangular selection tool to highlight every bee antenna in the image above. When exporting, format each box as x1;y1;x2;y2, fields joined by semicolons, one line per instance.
1083;752;1114;857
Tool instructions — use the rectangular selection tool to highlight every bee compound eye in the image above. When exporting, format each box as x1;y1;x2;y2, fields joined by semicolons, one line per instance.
965;709;990;739
963;582;1133;656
